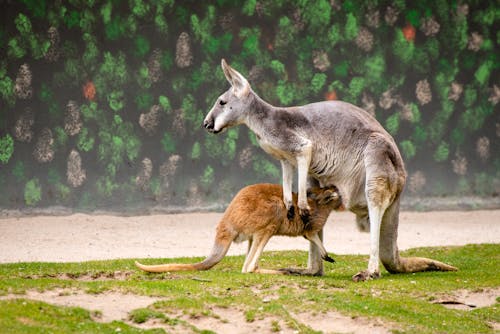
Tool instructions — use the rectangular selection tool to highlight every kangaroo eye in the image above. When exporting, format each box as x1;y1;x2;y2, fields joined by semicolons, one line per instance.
219;100;227;106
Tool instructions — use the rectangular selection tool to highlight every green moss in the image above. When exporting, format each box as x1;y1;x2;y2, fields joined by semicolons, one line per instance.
327;23;342;48
135;92;153;110
131;0;150;18
0;134;14;164
79;9;96;33
405;9;421;27
463;86;477;108
344;13;358;40
105;15;128;40
55;183;71;201
64;10;80;28
474;60;494;86
276;80;295;105
400;140;416;159
301;0;331;32
77;128;95;153
311;73;327;94
364;54;385;84
14;13;32;35
433;141;449;162
158;95;171;112
108;90;125;112
134;35;150;58
160;51;173;71
385;113;400;135
191;6;216;44
333;61;349;78
7;37;26;59
242;0;257;16
270;59;286;77
204;32;233;55
201;165;215;188
393;30;415;64
191;141;201;160
412;125;427;145
96;175;118;197
20;0;47;18
240;27;261;59
161;132;176;153
82;33;99;68
0;75;14;104
24;178;42;206
348;76;365;101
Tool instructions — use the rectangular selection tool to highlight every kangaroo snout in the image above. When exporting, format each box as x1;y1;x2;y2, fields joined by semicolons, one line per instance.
203;118;216;132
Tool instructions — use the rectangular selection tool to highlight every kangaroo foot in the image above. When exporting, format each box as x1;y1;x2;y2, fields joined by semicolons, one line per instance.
287;205;295;220
352;270;381;282
279;267;323;276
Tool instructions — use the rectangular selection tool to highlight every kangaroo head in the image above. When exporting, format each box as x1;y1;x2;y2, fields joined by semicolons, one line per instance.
203;59;251;134
307;186;342;208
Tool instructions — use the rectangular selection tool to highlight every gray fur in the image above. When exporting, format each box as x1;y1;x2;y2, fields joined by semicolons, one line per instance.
203;60;454;281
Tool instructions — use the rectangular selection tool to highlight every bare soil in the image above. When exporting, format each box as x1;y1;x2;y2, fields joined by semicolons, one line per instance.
0;210;499;263
1;210;499;333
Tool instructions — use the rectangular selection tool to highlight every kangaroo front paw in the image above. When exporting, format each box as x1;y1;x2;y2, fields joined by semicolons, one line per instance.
352;270;381;282
323;254;335;263
287;205;295;220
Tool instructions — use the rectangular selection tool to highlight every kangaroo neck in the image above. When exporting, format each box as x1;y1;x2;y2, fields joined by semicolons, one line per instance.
244;92;279;137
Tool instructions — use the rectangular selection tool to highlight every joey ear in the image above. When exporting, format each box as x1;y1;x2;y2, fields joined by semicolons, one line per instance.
221;59;250;98
317;189;339;205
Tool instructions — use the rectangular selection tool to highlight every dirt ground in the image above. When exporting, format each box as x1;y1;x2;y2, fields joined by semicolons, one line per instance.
0;210;499;263
1;210;499;333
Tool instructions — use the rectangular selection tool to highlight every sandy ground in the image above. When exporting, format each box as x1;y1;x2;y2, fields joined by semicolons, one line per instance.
1;210;499;333
0;210;499;263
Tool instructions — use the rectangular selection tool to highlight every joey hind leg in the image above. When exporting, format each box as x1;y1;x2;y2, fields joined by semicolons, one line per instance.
280;229;325;276
241;234;271;273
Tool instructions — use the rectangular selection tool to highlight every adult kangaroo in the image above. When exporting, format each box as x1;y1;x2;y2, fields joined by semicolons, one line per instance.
203;59;457;281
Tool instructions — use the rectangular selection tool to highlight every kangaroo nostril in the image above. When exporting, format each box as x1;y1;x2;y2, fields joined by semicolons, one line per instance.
203;120;214;129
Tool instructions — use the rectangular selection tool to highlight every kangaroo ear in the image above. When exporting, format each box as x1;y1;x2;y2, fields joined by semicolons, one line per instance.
221;59;250;98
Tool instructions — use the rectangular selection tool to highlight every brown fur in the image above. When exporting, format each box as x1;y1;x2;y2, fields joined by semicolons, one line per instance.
135;183;343;274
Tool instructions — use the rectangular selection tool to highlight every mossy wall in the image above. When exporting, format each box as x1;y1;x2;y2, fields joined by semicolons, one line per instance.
0;0;498;211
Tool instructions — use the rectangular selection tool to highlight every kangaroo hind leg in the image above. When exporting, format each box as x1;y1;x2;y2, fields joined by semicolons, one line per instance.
353;136;400;282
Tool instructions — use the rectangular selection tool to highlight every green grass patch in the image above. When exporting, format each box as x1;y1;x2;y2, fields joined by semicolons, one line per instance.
0;244;498;333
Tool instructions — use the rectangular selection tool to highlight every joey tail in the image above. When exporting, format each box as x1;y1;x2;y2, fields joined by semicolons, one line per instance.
135;237;233;273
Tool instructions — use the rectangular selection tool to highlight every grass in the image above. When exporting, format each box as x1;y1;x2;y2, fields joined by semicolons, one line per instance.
0;244;499;333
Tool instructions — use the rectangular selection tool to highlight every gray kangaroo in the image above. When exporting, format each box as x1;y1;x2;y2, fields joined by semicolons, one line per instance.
203;59;457;281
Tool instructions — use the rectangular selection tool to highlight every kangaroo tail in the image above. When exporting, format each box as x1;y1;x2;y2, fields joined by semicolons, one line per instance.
135;238;233;273
385;256;457;274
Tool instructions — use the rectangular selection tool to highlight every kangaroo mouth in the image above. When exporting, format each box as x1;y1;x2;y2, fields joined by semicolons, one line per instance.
206;128;221;134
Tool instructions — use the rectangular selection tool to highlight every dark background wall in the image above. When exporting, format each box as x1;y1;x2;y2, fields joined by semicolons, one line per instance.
0;0;498;212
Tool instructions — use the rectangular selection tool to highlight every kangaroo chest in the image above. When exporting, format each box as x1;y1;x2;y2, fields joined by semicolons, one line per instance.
255;134;297;163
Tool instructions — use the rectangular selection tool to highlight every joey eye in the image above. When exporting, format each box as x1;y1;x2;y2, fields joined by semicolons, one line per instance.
219;100;227;106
